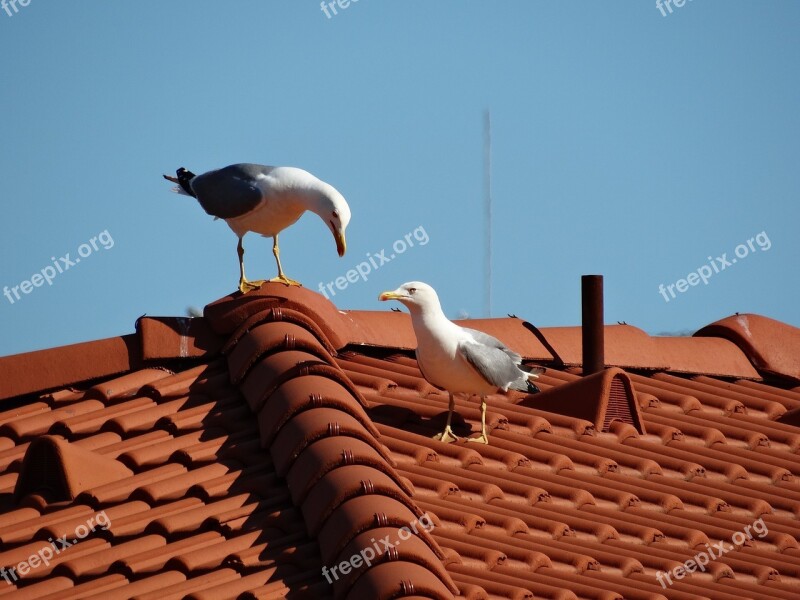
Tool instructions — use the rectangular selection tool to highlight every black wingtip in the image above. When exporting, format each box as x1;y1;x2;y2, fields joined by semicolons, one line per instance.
526;381;541;394
175;167;197;197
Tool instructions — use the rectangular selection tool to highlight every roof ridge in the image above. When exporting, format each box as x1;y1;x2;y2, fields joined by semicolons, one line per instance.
204;283;350;348
696;313;800;382
210;287;459;599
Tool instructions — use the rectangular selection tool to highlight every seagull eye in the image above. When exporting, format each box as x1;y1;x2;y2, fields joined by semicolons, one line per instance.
408;288;417;294
332;209;339;219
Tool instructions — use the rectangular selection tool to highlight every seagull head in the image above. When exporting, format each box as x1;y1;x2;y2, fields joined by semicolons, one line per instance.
379;281;441;315
310;184;350;257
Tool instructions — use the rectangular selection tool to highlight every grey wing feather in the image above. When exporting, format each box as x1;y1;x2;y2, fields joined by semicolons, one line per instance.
462;327;522;364
190;164;273;219
458;340;528;390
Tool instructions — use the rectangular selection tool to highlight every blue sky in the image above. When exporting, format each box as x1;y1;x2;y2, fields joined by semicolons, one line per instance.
1;1;798;357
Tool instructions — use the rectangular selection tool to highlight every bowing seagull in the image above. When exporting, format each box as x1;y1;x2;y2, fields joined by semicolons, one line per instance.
164;164;350;292
379;281;542;444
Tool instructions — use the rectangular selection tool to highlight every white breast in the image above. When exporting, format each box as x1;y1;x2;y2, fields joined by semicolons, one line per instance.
223;196;305;239
413;319;496;395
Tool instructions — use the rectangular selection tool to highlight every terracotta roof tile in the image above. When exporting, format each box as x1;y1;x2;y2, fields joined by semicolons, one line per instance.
696;314;800;381
134;567;242;600
518;367;644;434
654;336;761;379
338;310;419;350
0;284;799;598
0;335;140;402
137;316;222;360
537;324;666;371
14;435;133;502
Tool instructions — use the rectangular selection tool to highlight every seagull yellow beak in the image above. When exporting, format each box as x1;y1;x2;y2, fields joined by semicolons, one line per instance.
379;291;403;301
334;231;347;257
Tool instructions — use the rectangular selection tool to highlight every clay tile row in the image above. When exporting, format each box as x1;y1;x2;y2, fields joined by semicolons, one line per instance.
217;292;459;598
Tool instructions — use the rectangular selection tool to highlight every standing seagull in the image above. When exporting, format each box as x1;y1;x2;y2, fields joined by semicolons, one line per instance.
379;281;542;444
164;164;350;292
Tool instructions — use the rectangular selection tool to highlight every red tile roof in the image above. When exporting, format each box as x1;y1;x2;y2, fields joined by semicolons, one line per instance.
0;284;799;599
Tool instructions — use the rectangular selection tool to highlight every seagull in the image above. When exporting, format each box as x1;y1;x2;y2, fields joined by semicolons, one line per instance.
164;164;350;292
379;281;542;444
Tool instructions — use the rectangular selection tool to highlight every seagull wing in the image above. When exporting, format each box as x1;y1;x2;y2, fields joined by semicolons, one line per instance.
462;327;523;364
460;328;544;392
189;164;273;219
457;338;529;392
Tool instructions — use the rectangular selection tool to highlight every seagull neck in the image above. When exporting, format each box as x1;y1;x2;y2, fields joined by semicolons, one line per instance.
410;304;451;332
300;184;335;216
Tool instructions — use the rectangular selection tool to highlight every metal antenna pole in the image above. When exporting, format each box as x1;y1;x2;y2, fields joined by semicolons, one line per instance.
483;110;493;318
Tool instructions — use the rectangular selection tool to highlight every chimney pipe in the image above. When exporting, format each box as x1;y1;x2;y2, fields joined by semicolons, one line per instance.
582;275;604;375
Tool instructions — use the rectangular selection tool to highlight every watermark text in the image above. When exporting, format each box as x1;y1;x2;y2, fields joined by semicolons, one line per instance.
322;513;434;584
658;230;770;303
320;0;362;19
656;0;695;17
1;511;111;584
656;517;768;588
2;0;31;18
318;225;429;299
3;230;115;306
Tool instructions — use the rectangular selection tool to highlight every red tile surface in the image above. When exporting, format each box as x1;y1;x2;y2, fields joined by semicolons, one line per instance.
696;314;800;381
0;283;798;599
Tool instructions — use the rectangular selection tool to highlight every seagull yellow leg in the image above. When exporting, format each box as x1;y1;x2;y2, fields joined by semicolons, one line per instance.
467;396;489;444
268;235;302;286
433;393;459;443
237;238;266;293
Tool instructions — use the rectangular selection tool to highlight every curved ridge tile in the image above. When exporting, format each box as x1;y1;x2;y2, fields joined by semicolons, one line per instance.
204;295;282;336
339;310;418;350
244;357;364;418
537;324;668;370
204;282;349;348
257;375;377;450
317;495;435;564
332;526;454;598
302;465;417;535
225;305;341;356
655;336;760;379
14;435;133;503
272;408;388;476
239;350;329;412
215;291;461;598
344;561;455;600
227;321;333;385
285;436;406;504
696;313;800;382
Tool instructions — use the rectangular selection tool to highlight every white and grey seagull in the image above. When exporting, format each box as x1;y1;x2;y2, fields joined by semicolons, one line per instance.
379;281;543;444
164;164;350;292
